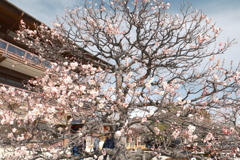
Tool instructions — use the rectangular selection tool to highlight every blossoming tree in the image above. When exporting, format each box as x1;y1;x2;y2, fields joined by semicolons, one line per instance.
0;0;240;159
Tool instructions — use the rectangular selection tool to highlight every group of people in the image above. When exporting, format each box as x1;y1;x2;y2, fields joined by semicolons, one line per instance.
72;133;114;160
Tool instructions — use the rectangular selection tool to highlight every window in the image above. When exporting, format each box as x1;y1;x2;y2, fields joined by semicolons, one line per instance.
43;60;51;68
26;52;32;60
31;56;40;63
0;40;6;49
7;45;25;57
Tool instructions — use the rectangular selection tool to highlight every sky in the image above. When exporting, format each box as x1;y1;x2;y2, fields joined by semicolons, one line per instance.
8;0;240;67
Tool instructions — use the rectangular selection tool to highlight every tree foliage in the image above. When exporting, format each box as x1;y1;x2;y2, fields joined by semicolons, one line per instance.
0;0;240;159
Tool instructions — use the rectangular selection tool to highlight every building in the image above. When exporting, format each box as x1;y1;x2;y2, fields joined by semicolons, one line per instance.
0;0;112;151
0;0;110;90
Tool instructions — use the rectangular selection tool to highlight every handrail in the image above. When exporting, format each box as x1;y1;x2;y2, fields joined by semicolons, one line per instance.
0;82;34;94
0;39;51;68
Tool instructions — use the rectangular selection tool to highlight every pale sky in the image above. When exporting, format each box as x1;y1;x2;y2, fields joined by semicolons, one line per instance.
8;0;240;67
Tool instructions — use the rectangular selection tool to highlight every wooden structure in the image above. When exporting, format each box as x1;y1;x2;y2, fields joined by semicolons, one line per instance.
0;0;111;89
0;0;112;144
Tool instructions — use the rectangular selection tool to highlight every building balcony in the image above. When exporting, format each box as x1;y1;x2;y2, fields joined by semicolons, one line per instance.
0;39;51;78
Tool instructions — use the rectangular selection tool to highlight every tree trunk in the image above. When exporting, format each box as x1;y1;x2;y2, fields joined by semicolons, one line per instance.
114;133;127;160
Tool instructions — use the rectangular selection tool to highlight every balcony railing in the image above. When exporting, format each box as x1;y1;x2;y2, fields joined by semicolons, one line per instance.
0;82;33;94
0;39;51;69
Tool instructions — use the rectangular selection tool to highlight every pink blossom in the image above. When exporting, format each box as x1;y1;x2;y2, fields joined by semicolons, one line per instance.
79;85;86;92
189;45;199;48
145;83;151;89
205;17;212;24
159;91;164;95
115;130;122;137
63;76;73;84
161;110;167;113
88;79;96;85
187;125;196;135
123;103;128;108
154;127;160;135
63;62;68;66
176;111;181;117
98;103;104;108
90;89;99;98
219;41;223;46
70;62;78;69
172;129;180;139
197;34;204;43
204;132;214;142
209;55;215;61
177;97;182;102
141;117;147;123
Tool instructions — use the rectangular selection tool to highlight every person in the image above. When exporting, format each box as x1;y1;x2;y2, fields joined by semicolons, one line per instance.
93;137;100;160
102;134;114;160
93;137;100;152
72;130;86;160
